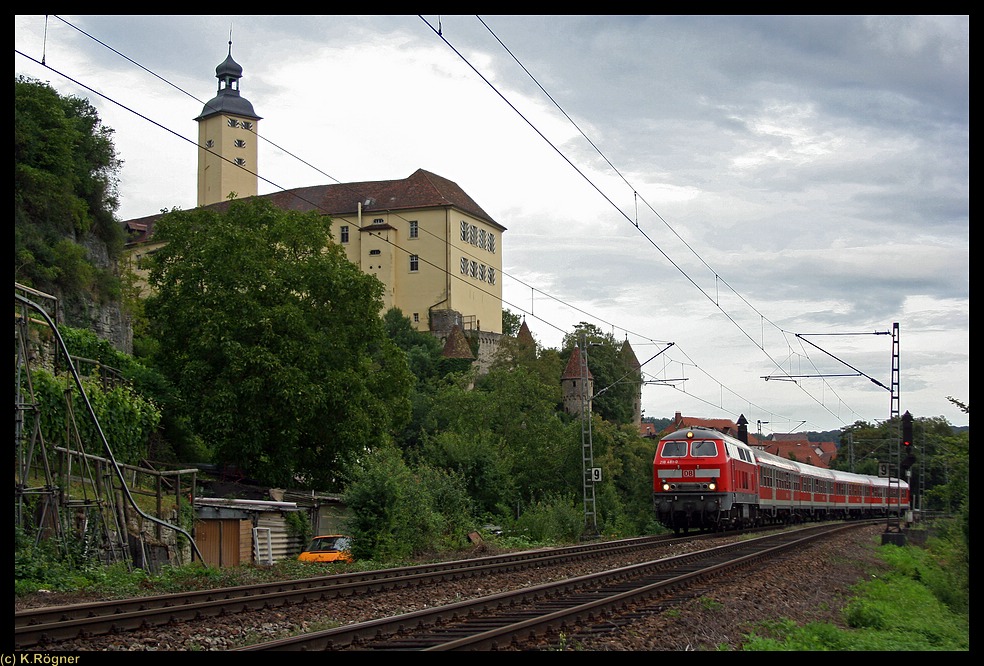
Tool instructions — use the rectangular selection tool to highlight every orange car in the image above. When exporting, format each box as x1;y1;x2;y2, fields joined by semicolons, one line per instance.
297;534;354;563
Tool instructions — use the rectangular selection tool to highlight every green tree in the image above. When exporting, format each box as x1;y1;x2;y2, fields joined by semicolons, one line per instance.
922;423;968;514
20;366;160;466
343;446;473;559
834;420;888;475
488;317;564;390
594;420;660;535
57;325;205;462
837;415;968;515
420;429;515;517
501;308;522;337
14;76;124;302
382;307;444;385
144;198;413;489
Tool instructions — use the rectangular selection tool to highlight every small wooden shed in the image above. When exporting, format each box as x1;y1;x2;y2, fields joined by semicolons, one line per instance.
194;498;306;567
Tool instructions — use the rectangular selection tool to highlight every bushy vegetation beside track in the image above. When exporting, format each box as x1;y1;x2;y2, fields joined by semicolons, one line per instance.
740;508;969;651
17;512;970;655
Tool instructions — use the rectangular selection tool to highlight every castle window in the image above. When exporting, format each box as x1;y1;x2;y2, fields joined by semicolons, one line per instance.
469;260;477;277
234;139;246;148
340;226;349;243
413;313;420;323
369;249;381;256
479;264;487;281
488;268;496;285
373;218;384;225
227;118;240;128
479;229;486;249
204;139;214;149
469;225;478;245
234;158;246;166
460;257;468;274
241;121;253;131
408;220;418;239
409;254;419;272
487;233;496;253
460;220;468;241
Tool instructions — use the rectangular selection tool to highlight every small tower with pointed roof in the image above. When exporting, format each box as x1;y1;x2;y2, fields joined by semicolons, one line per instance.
441;324;475;361
196;40;261;207
561;346;594;417
619;337;643;427
516;319;535;350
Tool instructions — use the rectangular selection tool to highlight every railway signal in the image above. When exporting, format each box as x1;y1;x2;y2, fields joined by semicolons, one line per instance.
900;411;915;474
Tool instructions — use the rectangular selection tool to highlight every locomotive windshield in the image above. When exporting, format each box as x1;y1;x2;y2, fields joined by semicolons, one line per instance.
661;441;687;457
659;440;718;458
692;440;718;457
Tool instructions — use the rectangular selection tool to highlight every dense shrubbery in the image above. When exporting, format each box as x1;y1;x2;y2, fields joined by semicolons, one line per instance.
342;446;475;560
15;76;124;303
19;365;160;466
742;512;969;651
16;514;970;653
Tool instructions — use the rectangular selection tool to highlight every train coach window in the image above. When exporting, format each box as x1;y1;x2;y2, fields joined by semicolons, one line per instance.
661;441;687;457
692;440;718;457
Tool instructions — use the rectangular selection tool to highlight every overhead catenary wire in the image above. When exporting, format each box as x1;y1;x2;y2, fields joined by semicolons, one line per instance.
16;15;871;429
423;15;865;427
18;15;861;430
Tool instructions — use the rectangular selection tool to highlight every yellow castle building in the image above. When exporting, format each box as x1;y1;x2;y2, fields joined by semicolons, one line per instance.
125;42;506;367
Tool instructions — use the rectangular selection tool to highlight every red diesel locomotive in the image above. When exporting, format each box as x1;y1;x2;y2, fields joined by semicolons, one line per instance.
653;427;909;533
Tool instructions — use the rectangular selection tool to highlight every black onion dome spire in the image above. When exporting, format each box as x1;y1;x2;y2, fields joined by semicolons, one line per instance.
195;40;261;121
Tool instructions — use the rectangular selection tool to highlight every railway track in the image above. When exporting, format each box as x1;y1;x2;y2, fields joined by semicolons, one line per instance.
15;531;698;649
237;522;868;651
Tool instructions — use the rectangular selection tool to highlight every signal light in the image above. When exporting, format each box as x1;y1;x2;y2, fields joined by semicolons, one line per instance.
900;411;915;474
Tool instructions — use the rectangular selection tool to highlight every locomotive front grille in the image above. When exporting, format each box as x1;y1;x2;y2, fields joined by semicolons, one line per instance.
659;479;718;492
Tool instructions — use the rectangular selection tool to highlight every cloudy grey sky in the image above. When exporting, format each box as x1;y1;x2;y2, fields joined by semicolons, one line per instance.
14;15;969;432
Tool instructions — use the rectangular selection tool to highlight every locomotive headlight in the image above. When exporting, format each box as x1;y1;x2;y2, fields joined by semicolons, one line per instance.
708;482;716;491
661;482;670;491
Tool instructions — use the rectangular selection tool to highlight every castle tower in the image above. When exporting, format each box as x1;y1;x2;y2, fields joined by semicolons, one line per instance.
441;324;475;361
196;40;261;207
516;319;535;350
561;346;593;417
619;337;643;427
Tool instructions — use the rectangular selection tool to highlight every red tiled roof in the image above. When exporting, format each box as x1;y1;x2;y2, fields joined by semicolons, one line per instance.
441;325;474;359
123;168;503;246
562;347;592;380
654;411;764;447
761;440;833;469
659;412;739;438
516;320;535;348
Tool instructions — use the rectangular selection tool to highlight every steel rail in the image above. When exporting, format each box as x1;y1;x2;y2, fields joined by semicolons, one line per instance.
238;522;868;651
15;532;681;648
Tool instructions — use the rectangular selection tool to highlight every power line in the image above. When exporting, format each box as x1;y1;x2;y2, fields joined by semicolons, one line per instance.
17;16;869;429
424;15;866;427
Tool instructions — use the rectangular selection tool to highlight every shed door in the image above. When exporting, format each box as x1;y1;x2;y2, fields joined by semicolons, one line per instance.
194;519;241;567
